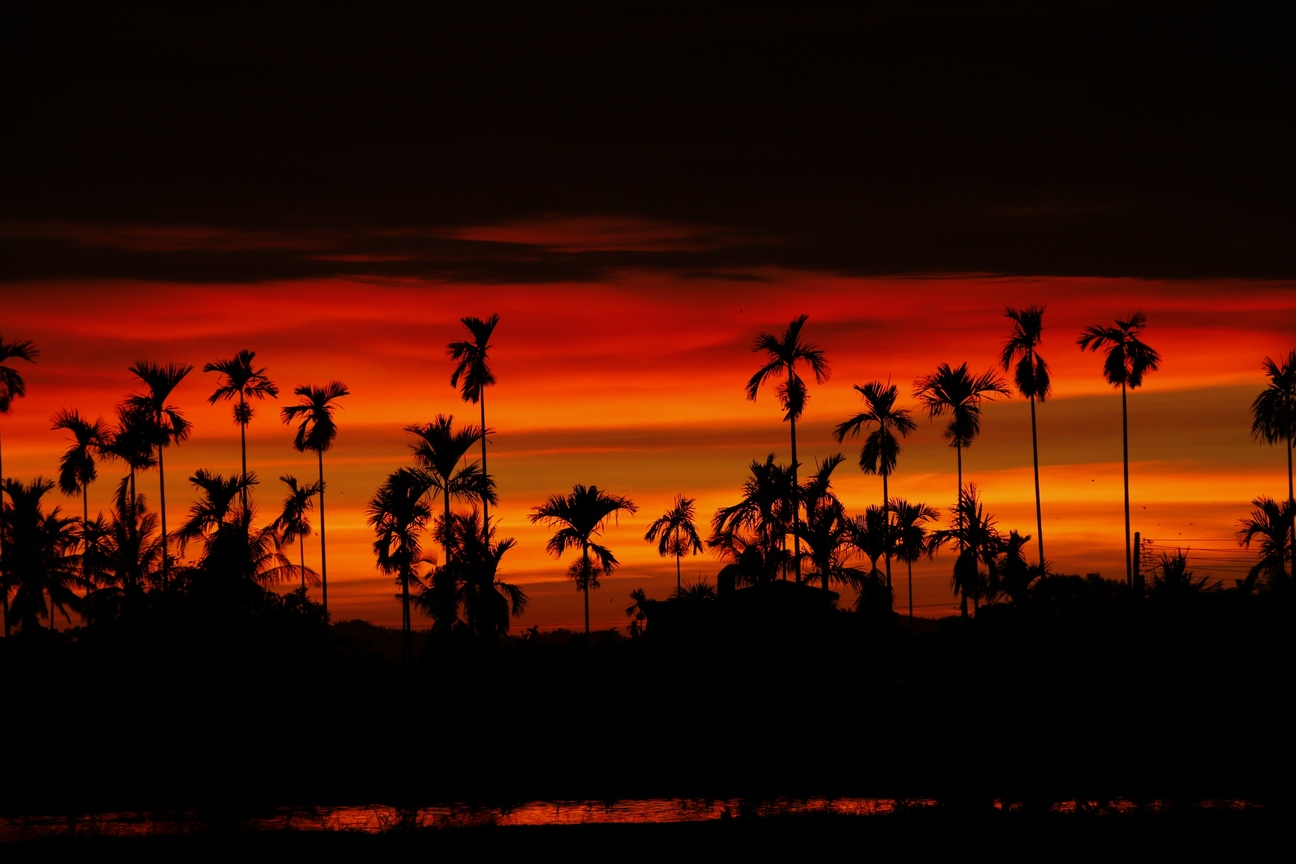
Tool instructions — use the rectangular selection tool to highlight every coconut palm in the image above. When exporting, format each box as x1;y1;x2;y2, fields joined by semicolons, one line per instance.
50;409;110;539
529;484;637;636
933;485;1002;618
203;349;279;508
626;587;649;637
124;361;193;588
406;415;493;567
850;505;892;615
100;404;158;506
368;467;433;664
644;494;704;593
994;529;1036;606
1001;305;1051;566
0;335;38;635
448;314;500;532
797;453;864;597
1077;311;1161;586
834;380;916;590
710;454;797;584
423;510;526;639
269;474;322;590
746;314;830;583
1235;495;1294;593
1250;351;1296;579
1;477;81;632
889;497;940;629
281;381;349;621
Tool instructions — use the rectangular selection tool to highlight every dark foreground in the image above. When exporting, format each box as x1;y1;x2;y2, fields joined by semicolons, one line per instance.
3;809;1291;863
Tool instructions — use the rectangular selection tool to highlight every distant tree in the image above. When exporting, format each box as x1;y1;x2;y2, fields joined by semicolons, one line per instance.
406;415;492;569
675;578;718;602
797;454;865;597
625;587;649;637
993;529;1037;606
711;454;797;583
933;485;1002;618
1077;311;1161;586
203;349;279;508
746;314;830;583
448;314;500;532
268;474;322;591
644;493;704;593
1001;306;1051;566
281;381;349;621
368;467;433;664
422;510;526;639
1147;549;1219;602
0;335;39;635
530;485;637;637
124;361;193;587
1;477;81;632
888;497;940;628
834;380;916;590
850;504;892;615
1235;495;1294;593
1250;350;1296;579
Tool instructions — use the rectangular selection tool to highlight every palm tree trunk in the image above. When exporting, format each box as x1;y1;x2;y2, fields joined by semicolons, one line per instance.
1030;391;1044;567
82;481;91;600
158;444;168;590
907;558;914;635
957;443;966;619
239;392;248;511
299;534;306;591
1121;380;1132;587
882;472;892;598
675;545;682;594
480;390;489;536
1287;433;1294;581
0;421;7;638
318;449;328;622
790;415;801;584
582;546;591;637
401;566;411;666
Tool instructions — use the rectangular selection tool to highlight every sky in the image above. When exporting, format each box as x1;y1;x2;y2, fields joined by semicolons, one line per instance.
2;4;1294;631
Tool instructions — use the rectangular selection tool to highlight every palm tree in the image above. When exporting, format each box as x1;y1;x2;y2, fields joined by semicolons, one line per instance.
933;485;1003;618
448;314;500;532
746;314;830;583
50;409;110;537
529;484;637;637
710;454;797;584
1077;311;1161;586
644;494;704;593
124;361;193;588
1235;495;1294;593
406;415;493;567
0;335;38;635
834;380;917;590
367;467;433;664
625;587;649;637
100;404;157;506
269;474;322;591
1250;350;1296;579
203;349;279;508
850;505;892;615
798;453;864;597
423;510;527;639
281;381;349;621
1001;305;1051;566
1;478;81;632
889;498;940;629
914;362;1009;569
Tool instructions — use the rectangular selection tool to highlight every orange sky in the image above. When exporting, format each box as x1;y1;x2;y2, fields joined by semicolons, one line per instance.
3;217;1294;630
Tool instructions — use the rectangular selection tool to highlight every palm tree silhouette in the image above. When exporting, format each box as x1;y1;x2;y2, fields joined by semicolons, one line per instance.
1001;306;1051;567
281;381;349;621
100;404;158;507
1;477;81;632
0;335;38;635
888;497;940;629
423;510;526;639
625;587;649;636
269;474;322;591
50;409;110;556
448;314;500;533
367;467;433;664
203;349;279;508
850;504;891;612
1250;350;1296;580
798;453;864;596
834;380;916;591
933;484;1002;617
529;484;637;637
644;494;703;593
914;362;1009;571
124;361;193;588
1235;495;1294;592
406;415;492;568
1077;311;1161;586
746;314;830;583
710;454;797;584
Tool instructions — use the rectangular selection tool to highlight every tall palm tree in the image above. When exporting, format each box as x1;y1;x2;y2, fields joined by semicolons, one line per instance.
834;380;916;590
281;381;349;621
746;314;830;583
124;361;193;588
368;467;433;664
889;497;940;630
644;493;704;593
932;484;1003;618
50;409;110;539
1077;311;1161;586
0;335;38;636
448;314;500;533
1235;495;1294;593
406;415;493;567
1;477;81;632
203;349;279;508
914;362;1009;569
529;484;637;637
269;474;322;591
1250;350;1296;579
100;404;157;506
1001;305;1051;566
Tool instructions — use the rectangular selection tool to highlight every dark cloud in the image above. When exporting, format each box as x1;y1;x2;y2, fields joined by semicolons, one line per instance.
3;3;1293;281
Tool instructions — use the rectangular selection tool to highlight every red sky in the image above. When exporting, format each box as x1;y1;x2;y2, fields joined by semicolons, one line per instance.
3;217;1293;629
